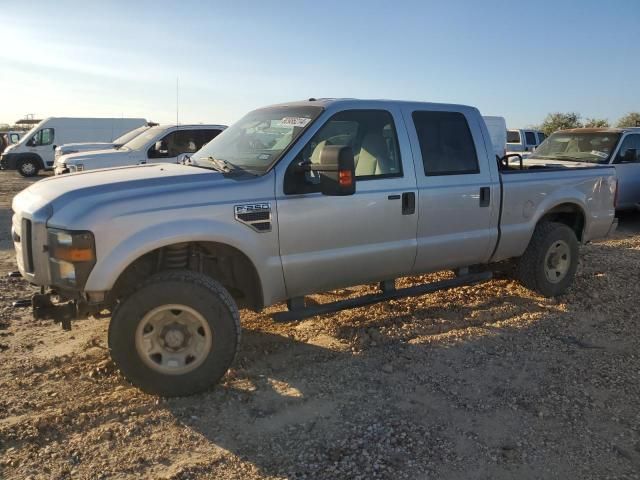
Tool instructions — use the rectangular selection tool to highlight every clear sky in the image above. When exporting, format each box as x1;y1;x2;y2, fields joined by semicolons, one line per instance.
1;0;638;128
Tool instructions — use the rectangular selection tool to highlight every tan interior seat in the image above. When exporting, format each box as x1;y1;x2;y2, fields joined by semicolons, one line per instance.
356;133;390;176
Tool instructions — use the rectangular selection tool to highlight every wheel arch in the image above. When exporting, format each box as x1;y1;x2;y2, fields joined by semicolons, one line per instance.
107;240;264;311
536;202;586;242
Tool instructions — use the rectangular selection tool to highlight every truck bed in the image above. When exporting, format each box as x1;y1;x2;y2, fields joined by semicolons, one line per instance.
493;163;617;262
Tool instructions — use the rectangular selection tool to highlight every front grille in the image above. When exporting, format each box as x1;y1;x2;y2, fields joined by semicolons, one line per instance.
23;219;34;273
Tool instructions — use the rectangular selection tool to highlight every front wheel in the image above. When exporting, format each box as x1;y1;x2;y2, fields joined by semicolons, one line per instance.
17;158;39;177
108;270;241;396
516;221;579;297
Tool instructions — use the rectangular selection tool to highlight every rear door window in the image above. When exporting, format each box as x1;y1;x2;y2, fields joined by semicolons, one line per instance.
412;111;479;176
537;132;546;143
507;130;521;143
525;131;537;145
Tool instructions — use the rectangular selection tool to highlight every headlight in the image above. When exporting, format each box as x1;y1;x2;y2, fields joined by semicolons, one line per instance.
48;229;96;289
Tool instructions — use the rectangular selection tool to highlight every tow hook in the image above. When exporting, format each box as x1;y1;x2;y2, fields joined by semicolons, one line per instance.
32;293;75;331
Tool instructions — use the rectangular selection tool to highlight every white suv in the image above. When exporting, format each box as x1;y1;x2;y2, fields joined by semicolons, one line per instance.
55;124;226;174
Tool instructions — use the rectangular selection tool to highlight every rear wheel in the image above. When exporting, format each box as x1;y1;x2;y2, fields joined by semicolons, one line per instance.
108;270;241;396
516;221;579;297
17;158;39;177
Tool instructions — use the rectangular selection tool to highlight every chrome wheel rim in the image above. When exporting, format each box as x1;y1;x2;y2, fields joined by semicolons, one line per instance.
135;304;212;375
21;162;35;175
544;240;570;284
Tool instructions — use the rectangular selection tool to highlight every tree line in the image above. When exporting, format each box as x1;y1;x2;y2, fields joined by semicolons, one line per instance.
538;112;640;136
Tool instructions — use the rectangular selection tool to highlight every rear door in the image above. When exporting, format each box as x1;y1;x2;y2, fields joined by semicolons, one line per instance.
402;107;499;273
275;106;418;297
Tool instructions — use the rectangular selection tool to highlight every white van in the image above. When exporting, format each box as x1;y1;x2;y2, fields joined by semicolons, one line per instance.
482;116;507;159
507;128;546;154
55;124;226;174
54;123;156;161
0;117;147;176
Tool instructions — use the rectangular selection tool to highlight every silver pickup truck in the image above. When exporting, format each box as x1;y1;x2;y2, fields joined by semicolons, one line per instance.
11;99;618;396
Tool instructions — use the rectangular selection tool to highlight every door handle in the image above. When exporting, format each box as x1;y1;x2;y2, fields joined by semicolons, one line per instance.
401;192;415;215
479;187;490;207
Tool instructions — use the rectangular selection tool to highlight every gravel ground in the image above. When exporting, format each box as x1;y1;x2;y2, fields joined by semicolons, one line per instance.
0;171;639;480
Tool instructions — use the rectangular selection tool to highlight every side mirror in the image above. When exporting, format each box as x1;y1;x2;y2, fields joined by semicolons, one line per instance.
316;145;356;196
621;148;637;163
26;137;35;147
155;140;168;155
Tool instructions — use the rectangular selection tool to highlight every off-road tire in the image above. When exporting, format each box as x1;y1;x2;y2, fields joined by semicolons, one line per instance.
516;221;579;297
108;270;241;397
17;158;39;177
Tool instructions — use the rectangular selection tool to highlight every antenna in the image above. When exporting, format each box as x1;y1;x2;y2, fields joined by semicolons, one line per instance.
176;77;179;127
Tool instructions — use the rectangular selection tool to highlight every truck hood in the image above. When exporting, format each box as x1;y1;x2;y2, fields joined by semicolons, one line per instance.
522;157;605;169
12;163;247;229
59;148;139;165
58;142;114;151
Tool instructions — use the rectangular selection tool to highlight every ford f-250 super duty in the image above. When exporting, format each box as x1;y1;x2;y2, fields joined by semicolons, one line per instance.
11;99;618;396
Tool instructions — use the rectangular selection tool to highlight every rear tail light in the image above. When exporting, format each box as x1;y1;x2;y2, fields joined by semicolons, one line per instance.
609;177;619;209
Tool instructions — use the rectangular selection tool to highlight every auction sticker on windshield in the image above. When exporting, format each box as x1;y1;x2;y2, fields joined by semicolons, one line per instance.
276;117;312;128
591;150;609;159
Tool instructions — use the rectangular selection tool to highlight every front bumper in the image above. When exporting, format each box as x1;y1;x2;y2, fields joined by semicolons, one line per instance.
32;293;78;330
54;165;70;175
0;153;18;170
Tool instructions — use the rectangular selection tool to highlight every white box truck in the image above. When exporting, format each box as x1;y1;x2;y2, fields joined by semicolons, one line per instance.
482;116;507;159
0;117;147;176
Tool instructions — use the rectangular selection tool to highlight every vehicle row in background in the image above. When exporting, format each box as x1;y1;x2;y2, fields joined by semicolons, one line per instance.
0;117;147;176
54;124;227;174
507;128;546;154
0;131;24;154
54;122;159;160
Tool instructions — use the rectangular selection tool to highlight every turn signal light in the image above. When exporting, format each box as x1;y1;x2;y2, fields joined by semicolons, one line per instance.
51;246;95;262
338;169;353;187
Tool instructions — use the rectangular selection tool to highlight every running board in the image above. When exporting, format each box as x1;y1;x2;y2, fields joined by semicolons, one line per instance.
272;271;492;323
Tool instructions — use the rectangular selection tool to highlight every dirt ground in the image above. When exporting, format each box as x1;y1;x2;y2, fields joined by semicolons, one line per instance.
0;170;639;480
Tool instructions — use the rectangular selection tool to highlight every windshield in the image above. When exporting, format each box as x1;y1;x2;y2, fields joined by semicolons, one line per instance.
120;125;167;151
192;106;323;173
529;131;621;164
113;125;149;146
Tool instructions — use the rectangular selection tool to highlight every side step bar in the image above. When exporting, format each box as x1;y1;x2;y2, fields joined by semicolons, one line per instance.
272;271;492;323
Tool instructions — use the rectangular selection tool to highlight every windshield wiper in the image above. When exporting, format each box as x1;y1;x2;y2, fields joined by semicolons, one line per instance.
202;156;239;173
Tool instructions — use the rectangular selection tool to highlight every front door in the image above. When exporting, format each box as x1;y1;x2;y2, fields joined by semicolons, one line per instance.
28;127;55;167
612;133;640;209
403;107;499;273
275;107;418;297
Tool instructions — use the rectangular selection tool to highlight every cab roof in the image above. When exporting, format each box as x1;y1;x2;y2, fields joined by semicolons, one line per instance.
265;97;477;111
558;127;640;134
